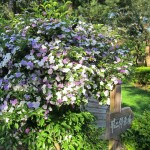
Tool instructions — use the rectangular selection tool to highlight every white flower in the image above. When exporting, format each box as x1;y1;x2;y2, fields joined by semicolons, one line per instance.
82;88;86;95
107;98;110;105
36;96;41;101
48;69;53;74
38;60;44;66
73;64;82;70
52;65;59;70
41;45;47;50
46;94;52;100
58;60;64;67
2;53;11;67
48;54;55;64
62;68;70;73
62;96;68;101
66;63;73;68
91;40;97;46
13;85;23;91
69;76;74;82
72;96;76;101
62;88;68;94
19;101;26;106
42;84;47;94
101;68;105;72
107;83;113;90
104;90;109;97
56;76;61;82
8;107;14;113
54;39;61;44
5;118;9;123
100;81;104;85
42;105;47;109
87;85;91;89
56;92;62;99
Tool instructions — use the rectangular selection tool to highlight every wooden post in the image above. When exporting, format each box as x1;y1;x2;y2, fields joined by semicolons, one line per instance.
146;45;150;67
109;85;122;150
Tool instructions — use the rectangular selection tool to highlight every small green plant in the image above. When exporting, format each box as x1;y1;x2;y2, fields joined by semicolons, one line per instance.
122;111;150;150
132;67;150;85
0;107;106;150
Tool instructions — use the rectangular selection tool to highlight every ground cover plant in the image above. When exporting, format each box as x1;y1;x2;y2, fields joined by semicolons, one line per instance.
122;84;150;149
122;84;150;116
0;9;132;150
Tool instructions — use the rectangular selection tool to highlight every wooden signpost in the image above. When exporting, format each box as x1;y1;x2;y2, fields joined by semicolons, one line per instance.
107;85;134;150
85;84;134;150
86;84;134;150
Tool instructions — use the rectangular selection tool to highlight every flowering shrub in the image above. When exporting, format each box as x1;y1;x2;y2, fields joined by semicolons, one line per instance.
0;17;131;148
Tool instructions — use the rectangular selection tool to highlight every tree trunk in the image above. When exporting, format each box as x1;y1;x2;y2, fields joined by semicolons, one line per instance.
146;45;150;67
9;0;16;14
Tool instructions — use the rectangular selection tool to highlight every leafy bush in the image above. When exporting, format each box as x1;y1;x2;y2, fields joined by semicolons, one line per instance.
132;67;150;85
122;111;150;150
0;11;131;149
0;107;106;150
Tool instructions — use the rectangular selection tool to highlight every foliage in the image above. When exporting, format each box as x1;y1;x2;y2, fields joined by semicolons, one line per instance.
0;0;73;21
132;67;150;85
122;111;150;150
26;0;73;20
0;10;131;149
0;108;107;150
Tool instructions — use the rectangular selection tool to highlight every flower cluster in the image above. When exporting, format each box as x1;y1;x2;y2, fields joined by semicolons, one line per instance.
0;18;131;136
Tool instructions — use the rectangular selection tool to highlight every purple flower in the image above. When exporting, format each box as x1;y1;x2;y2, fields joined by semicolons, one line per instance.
117;79;122;84
4;85;9;90
31;74;36;80
32;24;36;27
109;46;114;50
15;72;22;78
75;81;80;86
57;99;63;104
3;79;9;83
58;84;64;88
57;34;65;39
0;101;8;111
24;94;30;100
98;34;105;38
115;57;121;63
44;110;49;115
42;56;48;62
32;41;41;49
33;102;40;109
120;70;126;73
25;128;30;134
27;61;34;69
116;45;119;49
36;53;42;57
27;102;33;108
21;60;27;66
67;94;73;98
30;50;35;54
27;102;40;109
19;81;26;86
74;36;81;40
0;79;2;86
10;99;18;106
42;12;47;16
22;32;26;37
62;58;69;64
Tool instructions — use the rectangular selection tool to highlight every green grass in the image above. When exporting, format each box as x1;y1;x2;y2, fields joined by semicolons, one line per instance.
122;84;150;116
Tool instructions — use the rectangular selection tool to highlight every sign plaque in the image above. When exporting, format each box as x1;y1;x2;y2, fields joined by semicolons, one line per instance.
106;107;134;139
